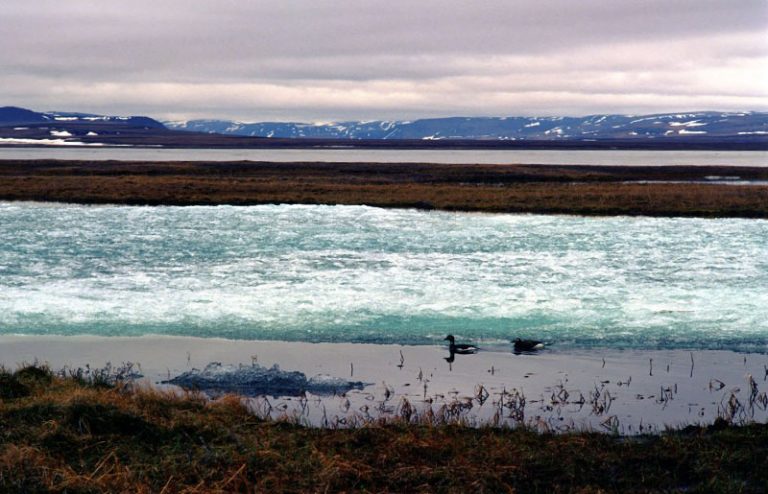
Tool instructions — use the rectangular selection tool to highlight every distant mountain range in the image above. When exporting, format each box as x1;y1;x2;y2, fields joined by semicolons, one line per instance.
0;106;164;129
166;112;768;140
2;106;767;149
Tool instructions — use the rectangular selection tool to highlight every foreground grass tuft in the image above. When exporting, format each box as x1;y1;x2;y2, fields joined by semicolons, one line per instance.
2;364;768;492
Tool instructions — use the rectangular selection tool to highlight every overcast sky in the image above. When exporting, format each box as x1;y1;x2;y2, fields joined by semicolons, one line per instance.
1;0;767;122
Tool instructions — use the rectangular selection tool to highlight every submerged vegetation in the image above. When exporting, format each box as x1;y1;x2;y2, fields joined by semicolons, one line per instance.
2;364;768;492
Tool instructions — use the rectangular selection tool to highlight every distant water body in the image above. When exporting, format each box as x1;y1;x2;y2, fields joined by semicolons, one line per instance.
2;202;767;352
0;147;766;167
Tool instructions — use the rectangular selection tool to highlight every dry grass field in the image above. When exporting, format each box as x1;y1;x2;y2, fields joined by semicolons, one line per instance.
1;160;768;217
3;364;768;493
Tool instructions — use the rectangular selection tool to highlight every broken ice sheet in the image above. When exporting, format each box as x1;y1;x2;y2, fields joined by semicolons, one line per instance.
163;362;368;397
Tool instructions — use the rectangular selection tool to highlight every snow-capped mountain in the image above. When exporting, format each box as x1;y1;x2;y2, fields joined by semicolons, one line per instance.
3;106;766;148
166;112;768;140
0;106;169;146
0;106;165;129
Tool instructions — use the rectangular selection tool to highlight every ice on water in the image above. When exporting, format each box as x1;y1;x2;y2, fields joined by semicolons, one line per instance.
164;362;365;396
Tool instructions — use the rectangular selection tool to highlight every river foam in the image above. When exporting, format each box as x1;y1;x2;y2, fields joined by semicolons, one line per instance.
1;203;766;351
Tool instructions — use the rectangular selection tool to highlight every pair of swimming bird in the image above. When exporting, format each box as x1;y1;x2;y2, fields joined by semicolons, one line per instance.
444;334;545;354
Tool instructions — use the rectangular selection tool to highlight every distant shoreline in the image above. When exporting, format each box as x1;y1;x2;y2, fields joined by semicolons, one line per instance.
2;159;768;218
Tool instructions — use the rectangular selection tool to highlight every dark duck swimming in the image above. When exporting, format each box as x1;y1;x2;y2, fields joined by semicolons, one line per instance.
513;338;545;354
444;334;479;354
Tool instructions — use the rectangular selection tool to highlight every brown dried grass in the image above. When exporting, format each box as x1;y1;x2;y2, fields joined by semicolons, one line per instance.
3;363;768;492
2;160;767;217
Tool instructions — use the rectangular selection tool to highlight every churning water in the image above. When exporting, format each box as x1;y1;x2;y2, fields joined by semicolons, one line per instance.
1;202;767;351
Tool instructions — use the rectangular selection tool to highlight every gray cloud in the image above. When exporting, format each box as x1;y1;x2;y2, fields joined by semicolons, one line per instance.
1;0;766;121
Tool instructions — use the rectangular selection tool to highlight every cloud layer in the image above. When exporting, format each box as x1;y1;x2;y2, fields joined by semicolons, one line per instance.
2;0;766;121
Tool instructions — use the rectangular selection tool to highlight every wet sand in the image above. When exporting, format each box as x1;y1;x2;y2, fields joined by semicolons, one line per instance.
2;160;768;217
2;335;766;433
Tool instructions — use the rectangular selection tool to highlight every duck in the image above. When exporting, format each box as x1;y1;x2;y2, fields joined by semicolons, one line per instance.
444;334;479;354
513;338;545;354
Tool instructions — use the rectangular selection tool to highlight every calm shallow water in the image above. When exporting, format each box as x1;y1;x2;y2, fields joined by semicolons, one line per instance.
0;147;766;166
1;202;767;351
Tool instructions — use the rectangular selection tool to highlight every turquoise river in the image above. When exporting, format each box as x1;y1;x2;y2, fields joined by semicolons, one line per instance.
1;202;767;351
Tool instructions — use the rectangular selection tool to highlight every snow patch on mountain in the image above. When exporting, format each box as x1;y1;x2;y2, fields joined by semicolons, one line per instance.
669;120;707;127
0;137;105;146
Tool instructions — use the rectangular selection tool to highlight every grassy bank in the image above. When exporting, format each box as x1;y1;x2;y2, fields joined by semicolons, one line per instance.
1;160;768;218
2;365;768;493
